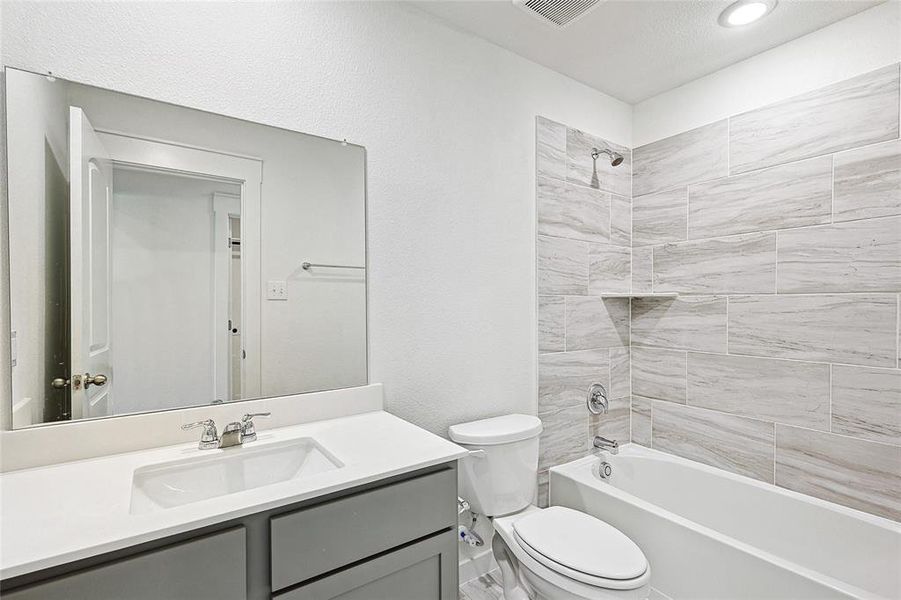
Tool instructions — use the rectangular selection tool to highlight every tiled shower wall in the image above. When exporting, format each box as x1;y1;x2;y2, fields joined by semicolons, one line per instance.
628;64;901;522
535;117;633;506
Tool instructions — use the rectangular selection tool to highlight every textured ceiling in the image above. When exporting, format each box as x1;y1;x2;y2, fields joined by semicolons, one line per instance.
411;0;885;103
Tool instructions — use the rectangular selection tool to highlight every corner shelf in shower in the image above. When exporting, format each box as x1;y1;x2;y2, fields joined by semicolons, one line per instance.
598;293;678;298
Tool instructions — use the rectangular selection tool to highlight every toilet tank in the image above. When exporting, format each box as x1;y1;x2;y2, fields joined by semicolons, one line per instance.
449;414;542;517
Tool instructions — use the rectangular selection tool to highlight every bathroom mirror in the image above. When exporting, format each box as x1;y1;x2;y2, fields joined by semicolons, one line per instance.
4;67;367;428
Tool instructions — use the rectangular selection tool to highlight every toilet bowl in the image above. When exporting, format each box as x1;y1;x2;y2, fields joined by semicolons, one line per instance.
449;414;650;600
492;506;650;600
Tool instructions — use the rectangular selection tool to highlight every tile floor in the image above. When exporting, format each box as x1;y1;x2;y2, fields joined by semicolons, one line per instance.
458;569;673;599
459;569;504;600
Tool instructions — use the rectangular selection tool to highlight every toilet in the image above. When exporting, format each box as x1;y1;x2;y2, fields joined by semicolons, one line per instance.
449;414;650;600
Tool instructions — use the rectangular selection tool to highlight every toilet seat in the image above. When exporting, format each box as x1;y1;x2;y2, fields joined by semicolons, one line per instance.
493;506;651;597
512;507;648;589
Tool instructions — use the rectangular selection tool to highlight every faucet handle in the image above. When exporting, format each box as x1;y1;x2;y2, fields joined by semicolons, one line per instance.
182;419;219;450
240;412;270;443
587;383;609;415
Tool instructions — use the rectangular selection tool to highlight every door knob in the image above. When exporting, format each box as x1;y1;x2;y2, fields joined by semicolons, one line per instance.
50;377;70;389
84;373;108;388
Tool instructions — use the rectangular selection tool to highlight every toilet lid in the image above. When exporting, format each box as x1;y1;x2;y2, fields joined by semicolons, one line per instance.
512;506;647;581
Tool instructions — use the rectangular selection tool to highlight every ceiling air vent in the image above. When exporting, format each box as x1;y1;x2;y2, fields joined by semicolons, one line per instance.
513;0;602;28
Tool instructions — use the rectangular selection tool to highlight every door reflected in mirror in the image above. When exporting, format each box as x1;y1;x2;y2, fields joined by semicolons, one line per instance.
5;67;367;428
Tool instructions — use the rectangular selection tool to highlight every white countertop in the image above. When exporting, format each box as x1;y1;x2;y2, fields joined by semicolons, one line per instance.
0;410;468;580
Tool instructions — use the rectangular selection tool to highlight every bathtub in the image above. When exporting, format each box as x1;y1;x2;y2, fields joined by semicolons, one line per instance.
549;445;901;600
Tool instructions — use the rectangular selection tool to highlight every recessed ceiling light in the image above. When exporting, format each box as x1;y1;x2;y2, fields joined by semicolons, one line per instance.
719;0;777;27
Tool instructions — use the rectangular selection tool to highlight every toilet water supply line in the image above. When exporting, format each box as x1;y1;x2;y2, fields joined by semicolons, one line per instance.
457;448;487;547
457;497;485;547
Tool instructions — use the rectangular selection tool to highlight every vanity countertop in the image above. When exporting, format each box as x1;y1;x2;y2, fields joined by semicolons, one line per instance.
0;410;468;580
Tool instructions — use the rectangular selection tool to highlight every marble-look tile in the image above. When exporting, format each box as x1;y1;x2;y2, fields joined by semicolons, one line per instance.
776;216;901;293
537;116;566;182
592;395;630;442
730;64;900;173
538;349;609;415
539;404;589;472
538;349;605;471
631;346;687;403
538;235;587;295
775;424;901;522
631;246;654;294
631;396;652;446
565;296;630;350
589;244;631;294
686;353;829;430
834;139;901;222
460;569;505;600
610;194;632;247
832;365;901;445
537;470;549;508
633;188;687;246
728;294;897;367
538;296;565;353
633;120;729;197
566;127;631;197
653;401;775;482
609;347;631;399
631;296;728;353
688;156;832;239
537;176;610;243
653;232;776;294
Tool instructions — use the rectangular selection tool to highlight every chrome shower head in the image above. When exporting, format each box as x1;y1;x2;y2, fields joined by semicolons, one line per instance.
591;147;624;167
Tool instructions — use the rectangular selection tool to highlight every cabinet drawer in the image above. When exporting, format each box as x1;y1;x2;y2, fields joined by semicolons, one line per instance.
2;527;246;600
273;529;457;600
270;465;456;591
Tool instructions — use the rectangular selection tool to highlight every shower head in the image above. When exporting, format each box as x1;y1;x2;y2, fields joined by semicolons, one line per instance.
591;147;625;167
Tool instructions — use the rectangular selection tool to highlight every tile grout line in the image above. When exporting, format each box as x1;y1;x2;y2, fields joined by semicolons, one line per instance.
641;212;900;249
637;344;899;372
649;395;901;450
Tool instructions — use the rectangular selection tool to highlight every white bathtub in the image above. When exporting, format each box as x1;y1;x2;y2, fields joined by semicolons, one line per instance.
549;445;901;600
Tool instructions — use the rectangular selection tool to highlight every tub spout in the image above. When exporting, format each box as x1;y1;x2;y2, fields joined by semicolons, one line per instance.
593;435;619;455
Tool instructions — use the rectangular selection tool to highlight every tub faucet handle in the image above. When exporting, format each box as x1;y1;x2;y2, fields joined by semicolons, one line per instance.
587;383;608;415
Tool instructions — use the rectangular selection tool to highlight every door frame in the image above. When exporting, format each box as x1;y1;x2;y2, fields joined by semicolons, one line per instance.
97;131;263;399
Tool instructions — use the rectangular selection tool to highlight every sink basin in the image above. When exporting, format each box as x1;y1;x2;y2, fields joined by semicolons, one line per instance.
129;438;343;514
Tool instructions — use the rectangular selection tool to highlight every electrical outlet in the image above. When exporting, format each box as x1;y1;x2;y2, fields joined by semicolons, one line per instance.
267;280;288;300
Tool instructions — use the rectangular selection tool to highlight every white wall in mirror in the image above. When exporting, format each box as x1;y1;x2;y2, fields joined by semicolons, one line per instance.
4;68;367;427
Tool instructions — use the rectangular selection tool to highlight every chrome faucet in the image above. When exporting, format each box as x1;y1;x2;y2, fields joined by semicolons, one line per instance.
182;413;271;450
593;435;619;455
586;383;609;415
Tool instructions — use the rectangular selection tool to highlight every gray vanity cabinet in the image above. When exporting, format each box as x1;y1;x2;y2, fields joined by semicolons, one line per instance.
2;528;246;600
1;463;459;600
274;529;457;600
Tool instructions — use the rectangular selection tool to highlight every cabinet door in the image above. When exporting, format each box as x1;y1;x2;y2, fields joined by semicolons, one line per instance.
270;465;456;591
3;527;246;600
274;529;457;600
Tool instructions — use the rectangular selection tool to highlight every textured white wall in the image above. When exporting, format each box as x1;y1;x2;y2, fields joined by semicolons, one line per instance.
0;1;631;434
633;1;901;146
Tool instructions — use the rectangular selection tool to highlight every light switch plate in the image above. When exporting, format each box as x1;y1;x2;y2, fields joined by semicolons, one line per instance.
267;280;288;300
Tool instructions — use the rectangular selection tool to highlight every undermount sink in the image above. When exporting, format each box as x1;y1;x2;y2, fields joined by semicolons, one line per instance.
129;438;343;514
